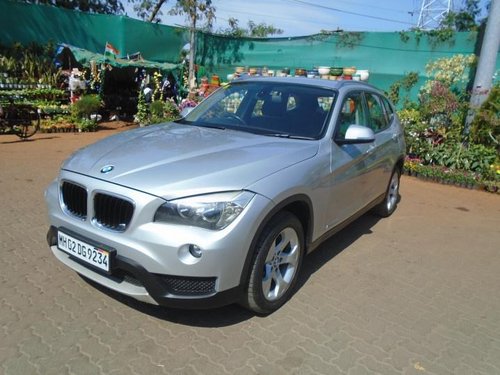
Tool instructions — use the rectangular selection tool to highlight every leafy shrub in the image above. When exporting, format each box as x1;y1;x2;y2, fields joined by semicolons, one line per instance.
77;117;98;132
150;100;165;123
469;85;500;151
149;100;180;124
72;95;101;119
423;143;497;175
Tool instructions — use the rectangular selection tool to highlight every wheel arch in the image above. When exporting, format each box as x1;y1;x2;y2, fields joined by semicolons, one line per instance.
395;155;404;174
239;194;314;288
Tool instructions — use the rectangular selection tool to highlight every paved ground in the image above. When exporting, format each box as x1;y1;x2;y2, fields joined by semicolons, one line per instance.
1;128;499;375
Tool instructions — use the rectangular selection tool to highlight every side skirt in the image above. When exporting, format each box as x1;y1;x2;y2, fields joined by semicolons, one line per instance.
306;193;385;254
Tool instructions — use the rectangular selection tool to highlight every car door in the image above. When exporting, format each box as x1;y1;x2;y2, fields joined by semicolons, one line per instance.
363;92;399;202
326;90;373;229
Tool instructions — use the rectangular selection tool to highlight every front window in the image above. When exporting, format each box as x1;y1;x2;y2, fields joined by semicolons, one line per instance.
178;81;336;139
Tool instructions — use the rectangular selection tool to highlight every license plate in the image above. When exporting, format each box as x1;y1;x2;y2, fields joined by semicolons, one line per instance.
57;230;111;272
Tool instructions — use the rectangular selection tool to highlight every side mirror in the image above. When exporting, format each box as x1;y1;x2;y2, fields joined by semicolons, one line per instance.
336;124;375;144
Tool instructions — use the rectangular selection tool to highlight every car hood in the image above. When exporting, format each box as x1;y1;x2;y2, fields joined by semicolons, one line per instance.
62;123;318;199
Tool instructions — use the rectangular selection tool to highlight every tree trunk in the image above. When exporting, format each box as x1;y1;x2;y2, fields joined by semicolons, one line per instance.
147;0;168;23
188;13;197;91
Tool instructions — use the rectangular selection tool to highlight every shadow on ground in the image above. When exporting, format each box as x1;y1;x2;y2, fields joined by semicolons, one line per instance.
82;211;383;327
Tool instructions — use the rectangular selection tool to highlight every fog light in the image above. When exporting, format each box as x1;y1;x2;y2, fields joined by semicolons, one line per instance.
188;244;202;258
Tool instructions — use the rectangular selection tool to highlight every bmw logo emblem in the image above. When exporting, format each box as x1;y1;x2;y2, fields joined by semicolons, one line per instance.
100;165;114;174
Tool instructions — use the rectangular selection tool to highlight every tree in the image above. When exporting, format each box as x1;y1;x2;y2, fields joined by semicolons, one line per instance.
169;0;215;90
24;0;124;14
440;0;486;31
220;17;283;38
129;0;168;22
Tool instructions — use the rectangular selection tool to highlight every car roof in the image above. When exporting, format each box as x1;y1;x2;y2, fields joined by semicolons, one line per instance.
233;75;382;93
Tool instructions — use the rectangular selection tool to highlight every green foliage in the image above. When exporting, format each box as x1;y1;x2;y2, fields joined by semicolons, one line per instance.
149;100;180;124
219;18;283;38
336;32;364;49
76;117;98;132
469;85;500;150
440;0;482;31
71;95;101;119
399;31;410;43
420;81;459;121
423;54;476;91
387;72;419;106
135;89;149;125
0;42;61;86
409;27;455;48
399;108;428;156
149;100;165;120
425;27;455;48
0;88;66;102
35;0;124;14
423;143;497;175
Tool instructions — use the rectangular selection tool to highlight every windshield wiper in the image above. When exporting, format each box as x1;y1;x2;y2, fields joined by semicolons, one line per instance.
177;120;226;130
198;124;226;130
264;133;316;140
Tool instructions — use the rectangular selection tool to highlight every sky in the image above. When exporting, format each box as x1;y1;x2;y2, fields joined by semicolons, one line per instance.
124;0;491;37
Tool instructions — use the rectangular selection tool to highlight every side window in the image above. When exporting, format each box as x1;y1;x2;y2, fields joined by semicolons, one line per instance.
381;96;394;124
336;92;367;138
365;93;389;132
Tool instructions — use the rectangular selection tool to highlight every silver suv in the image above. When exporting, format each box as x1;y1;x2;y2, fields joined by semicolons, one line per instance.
45;77;405;314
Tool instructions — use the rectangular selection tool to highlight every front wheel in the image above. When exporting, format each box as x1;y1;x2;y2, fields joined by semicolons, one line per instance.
243;211;304;314
374;169;400;217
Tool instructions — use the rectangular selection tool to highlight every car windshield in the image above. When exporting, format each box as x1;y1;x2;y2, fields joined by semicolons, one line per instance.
178;80;336;139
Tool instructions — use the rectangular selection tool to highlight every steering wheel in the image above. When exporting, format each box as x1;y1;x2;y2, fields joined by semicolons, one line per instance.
222;112;245;125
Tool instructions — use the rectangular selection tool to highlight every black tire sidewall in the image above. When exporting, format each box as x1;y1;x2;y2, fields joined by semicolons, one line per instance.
376;169;401;217
246;211;304;314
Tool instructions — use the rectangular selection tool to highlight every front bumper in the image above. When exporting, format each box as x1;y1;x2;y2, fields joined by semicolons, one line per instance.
45;170;273;309
47;226;242;308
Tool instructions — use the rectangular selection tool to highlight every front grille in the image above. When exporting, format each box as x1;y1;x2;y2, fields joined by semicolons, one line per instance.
159;275;216;296
61;181;87;219
93;193;134;231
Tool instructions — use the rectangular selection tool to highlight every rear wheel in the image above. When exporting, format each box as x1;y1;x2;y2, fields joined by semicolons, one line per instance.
244;211;304;314
15;107;40;139
374;169;400;217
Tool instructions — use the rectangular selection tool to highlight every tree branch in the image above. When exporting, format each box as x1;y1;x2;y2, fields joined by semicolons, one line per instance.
148;0;168;22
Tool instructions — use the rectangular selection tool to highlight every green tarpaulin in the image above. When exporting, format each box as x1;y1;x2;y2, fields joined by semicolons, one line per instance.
1;0;498;99
57;44;181;71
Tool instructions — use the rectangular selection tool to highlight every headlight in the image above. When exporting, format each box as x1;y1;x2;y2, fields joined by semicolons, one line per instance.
154;191;254;230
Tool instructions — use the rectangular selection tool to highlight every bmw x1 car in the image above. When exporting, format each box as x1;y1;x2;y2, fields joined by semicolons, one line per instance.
45;77;405;314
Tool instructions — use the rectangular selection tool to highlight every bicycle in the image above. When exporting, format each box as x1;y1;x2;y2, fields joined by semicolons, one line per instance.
0;99;41;140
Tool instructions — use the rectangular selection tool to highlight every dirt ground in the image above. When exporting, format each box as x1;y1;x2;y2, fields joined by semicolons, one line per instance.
1;127;499;375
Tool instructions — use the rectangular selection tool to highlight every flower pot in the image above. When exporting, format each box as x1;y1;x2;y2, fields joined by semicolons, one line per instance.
318;66;330;75
295;68;306;76
343;67;356;76
330;67;343;76
356;69;369;81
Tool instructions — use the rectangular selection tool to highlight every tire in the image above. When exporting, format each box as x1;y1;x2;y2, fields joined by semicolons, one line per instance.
14;107;40;139
243;211;304;314
374;168;401;217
